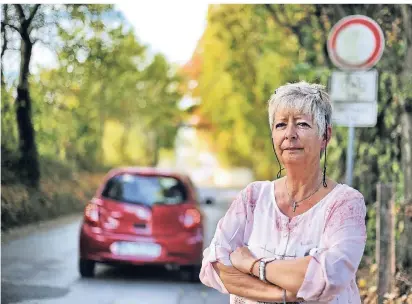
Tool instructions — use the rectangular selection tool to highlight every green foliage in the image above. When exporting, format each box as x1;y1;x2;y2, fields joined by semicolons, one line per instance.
193;4;405;209
186;5;411;268
1;4;183;172
365;203;377;261
1;85;18;153
1;3;184;229
197;4;300;178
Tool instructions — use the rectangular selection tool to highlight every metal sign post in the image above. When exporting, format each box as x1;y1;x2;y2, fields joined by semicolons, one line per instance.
346;124;355;186
327;15;385;186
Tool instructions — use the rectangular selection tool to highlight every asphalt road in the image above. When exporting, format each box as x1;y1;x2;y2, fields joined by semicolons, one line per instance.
1;187;240;304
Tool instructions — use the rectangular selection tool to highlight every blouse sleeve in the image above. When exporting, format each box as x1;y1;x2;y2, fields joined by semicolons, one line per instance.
297;189;367;302
199;183;253;294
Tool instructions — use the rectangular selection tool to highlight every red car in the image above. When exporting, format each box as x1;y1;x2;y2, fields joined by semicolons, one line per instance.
79;167;204;281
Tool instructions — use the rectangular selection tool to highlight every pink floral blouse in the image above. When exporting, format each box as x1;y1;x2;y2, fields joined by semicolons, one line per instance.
200;181;367;304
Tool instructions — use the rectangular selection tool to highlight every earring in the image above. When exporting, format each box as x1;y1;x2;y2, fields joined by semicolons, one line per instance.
322;147;327;187
322;120;328;187
275;153;284;179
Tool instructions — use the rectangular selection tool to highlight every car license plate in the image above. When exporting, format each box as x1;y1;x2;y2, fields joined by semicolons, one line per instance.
113;242;161;258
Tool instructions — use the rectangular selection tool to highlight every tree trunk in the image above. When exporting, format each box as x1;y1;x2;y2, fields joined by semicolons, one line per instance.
376;183;396;303
398;4;412;273
399;107;412;272
15;30;40;188
1;5;8;88
151;133;160;167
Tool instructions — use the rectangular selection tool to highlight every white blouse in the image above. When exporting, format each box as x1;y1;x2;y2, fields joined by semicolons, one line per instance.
200;181;367;304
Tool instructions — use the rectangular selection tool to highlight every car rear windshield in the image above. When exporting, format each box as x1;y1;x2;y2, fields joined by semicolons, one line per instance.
101;174;188;206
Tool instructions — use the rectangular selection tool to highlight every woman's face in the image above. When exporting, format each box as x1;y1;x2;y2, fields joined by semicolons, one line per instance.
272;108;330;167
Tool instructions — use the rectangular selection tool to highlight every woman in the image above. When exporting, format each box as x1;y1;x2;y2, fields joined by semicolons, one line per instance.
199;82;366;304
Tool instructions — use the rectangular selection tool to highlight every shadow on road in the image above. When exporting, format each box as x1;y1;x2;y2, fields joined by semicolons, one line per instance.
89;264;196;284
1;282;70;304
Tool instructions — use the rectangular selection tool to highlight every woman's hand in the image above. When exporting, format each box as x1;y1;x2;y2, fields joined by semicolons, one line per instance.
230;246;256;274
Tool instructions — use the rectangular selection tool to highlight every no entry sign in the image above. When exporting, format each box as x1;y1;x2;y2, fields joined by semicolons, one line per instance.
327;15;385;70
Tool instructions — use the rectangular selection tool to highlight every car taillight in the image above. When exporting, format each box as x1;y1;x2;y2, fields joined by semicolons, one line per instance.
182;209;201;229
85;203;99;224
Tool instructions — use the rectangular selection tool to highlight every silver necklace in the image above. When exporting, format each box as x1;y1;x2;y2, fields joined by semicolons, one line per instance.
285;178;323;212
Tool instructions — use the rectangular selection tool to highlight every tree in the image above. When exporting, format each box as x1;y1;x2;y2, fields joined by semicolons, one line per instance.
2;4;41;187
184;3;412;271
21;9;183;169
189;4;300;178
138;54;183;166
53;23;182;167
1;4;114;185
398;5;412;273
262;4;412;271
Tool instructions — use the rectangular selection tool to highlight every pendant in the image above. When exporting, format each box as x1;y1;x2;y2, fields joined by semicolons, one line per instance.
292;201;297;212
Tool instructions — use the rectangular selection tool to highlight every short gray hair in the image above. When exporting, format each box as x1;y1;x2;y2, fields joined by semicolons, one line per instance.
268;81;332;137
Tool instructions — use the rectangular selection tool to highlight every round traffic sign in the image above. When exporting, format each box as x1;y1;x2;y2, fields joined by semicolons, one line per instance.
327;15;385;70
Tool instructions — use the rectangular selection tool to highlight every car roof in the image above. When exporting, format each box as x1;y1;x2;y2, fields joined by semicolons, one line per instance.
93;167;196;198
105;167;190;181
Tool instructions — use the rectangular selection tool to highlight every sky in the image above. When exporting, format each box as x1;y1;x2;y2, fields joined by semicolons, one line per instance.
116;3;209;65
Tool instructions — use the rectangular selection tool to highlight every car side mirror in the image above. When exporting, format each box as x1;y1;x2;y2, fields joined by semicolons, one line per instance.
204;197;214;205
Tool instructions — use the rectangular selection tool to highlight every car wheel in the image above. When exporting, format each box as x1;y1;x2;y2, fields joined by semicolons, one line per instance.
179;265;200;283
79;258;96;278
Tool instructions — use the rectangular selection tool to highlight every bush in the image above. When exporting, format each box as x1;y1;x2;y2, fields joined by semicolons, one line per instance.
1;155;105;231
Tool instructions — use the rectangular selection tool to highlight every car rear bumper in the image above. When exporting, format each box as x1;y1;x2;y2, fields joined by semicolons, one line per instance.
79;222;204;266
